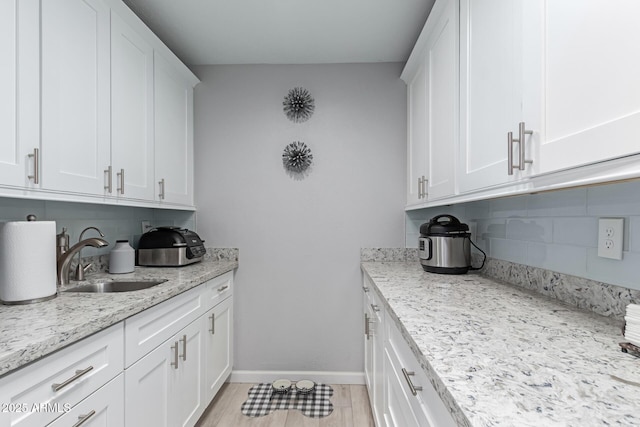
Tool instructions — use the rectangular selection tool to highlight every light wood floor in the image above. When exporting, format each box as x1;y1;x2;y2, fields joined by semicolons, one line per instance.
195;383;375;427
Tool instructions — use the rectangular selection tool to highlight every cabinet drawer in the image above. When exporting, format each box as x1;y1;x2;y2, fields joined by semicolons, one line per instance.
201;271;233;311
0;324;123;427
124;285;203;367
385;321;456;427
47;374;124;427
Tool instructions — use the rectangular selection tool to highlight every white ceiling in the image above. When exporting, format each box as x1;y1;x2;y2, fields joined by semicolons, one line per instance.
122;0;435;66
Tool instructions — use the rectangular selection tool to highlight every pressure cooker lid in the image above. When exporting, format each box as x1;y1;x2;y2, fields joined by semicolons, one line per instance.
420;214;469;236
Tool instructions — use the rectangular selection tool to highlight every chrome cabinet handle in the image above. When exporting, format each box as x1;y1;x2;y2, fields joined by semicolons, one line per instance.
508;122;533;175
217;284;229;292
51;366;94;392
508;130;516;175
158;178;165;200
364;313;370;340
171;341;179;369
419;176;428;199
104;166;112;193
518;122;533;171
116;169;124;194
180;334;187;361
72;410;96;427
371;304;380;312
28;148;39;184
209;313;215;334
401;368;423;396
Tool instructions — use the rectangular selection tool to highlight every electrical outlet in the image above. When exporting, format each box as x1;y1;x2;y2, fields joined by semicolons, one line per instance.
141;220;152;234
597;218;623;260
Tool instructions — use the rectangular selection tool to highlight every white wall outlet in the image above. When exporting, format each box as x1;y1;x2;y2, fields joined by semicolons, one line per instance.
597;218;624;260
141;220;152;234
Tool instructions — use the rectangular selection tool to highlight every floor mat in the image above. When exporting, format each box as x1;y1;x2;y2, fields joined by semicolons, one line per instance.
241;383;334;418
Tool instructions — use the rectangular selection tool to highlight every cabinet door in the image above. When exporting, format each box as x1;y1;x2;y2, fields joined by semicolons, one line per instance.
458;0;535;192
0;0;39;188
364;285;385;427
169;319;204;427
154;52;195;206
406;58;428;205
538;0;640;173
124;340;172;427
40;0;111;195
423;0;458;200
111;12;155;201
48;375;124;427
202;297;233;404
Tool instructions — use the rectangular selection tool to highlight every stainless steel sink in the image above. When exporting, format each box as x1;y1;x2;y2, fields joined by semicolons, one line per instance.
64;279;167;293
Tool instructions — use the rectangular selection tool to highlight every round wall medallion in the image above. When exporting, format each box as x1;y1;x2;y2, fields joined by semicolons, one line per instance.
282;141;313;173
283;87;315;123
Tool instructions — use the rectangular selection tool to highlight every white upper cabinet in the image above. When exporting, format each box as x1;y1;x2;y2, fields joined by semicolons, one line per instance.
537;0;640;174
458;0;540;193
40;0;111;196
403;0;458;205
0;0;39;189
111;11;155;201
423;0;458;200
154;51;196;206
405;59;428;206
0;0;198;209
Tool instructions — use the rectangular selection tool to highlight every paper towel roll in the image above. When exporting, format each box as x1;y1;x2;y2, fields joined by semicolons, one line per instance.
0;220;57;304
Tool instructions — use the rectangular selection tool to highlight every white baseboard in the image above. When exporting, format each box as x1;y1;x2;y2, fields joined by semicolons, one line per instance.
229;370;365;385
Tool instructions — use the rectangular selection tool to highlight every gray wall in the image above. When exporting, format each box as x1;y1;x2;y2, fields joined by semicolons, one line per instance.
193;63;406;374
407;180;640;291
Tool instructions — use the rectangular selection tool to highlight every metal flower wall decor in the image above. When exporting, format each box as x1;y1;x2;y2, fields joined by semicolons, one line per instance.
283;87;315;123
282;141;313;173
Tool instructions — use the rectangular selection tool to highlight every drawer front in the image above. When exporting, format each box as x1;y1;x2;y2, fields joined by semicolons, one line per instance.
201;271;233;311
385;321;456;427
124;285;203;367
47;374;124;427
0;324;123;427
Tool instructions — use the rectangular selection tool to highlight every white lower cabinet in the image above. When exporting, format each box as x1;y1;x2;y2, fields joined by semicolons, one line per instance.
0;324;123;427
48;374;124;427
203;296;233;403
363;278;455;427
384;320;455;427
125;317;205;427
124;271;234;427
363;279;385;427
0;272;234;427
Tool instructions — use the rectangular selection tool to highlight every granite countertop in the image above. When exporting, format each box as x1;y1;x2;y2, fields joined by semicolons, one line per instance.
0;258;238;378
361;261;640;427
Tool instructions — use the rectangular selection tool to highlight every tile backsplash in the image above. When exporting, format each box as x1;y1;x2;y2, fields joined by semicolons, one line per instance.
407;180;640;291
0;197;195;257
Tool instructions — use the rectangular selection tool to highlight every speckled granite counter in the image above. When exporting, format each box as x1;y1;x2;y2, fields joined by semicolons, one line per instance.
361;261;640;427
0;257;238;377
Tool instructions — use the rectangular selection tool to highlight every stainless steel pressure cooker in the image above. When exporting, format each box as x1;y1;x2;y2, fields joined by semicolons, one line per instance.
419;214;472;274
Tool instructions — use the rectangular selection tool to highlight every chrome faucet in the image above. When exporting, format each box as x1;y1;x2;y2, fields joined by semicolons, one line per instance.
75;227;105;281
57;237;109;286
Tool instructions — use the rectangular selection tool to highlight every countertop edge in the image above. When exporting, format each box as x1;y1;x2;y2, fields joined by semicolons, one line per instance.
0;259;238;378
361;262;472;427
